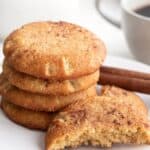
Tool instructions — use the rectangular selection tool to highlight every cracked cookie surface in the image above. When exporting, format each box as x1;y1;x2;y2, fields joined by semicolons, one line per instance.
4;21;106;79
46;87;150;150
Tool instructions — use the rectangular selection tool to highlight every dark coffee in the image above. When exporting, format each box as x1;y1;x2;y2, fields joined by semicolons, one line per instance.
135;5;150;17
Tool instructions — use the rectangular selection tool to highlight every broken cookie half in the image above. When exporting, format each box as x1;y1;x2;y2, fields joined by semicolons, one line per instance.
46;87;150;150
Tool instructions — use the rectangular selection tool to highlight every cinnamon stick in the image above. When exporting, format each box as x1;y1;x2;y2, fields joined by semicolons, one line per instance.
101;66;150;80
99;68;150;94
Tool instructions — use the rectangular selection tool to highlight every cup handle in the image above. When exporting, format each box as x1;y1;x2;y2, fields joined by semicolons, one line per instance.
95;0;121;28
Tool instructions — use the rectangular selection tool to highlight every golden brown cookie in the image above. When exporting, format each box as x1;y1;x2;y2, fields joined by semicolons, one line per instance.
1;99;55;130
3;21;106;80
46;96;150;150
3;61;99;95
0;77;96;112
101;85;148;116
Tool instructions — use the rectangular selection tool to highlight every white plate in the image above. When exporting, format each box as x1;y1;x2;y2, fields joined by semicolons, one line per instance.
0;56;150;150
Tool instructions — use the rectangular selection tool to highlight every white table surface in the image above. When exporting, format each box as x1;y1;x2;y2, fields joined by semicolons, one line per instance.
0;0;135;65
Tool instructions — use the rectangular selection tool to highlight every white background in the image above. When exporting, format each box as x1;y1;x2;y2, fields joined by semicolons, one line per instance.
0;0;134;66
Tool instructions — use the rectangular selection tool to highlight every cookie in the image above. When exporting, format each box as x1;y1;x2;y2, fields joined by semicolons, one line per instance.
101;85;148;116
3;61;99;95
1;99;55;130
46;95;150;150
0;77;96;112
3;21;106;80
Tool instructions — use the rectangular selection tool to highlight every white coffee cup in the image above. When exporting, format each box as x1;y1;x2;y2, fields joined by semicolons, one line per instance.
0;0;79;40
121;0;150;64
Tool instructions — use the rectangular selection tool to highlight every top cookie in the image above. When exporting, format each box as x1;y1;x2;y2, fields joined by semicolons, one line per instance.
3;21;106;79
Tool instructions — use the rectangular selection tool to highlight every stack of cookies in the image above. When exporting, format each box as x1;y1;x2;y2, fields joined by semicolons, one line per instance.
0;21;106;130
